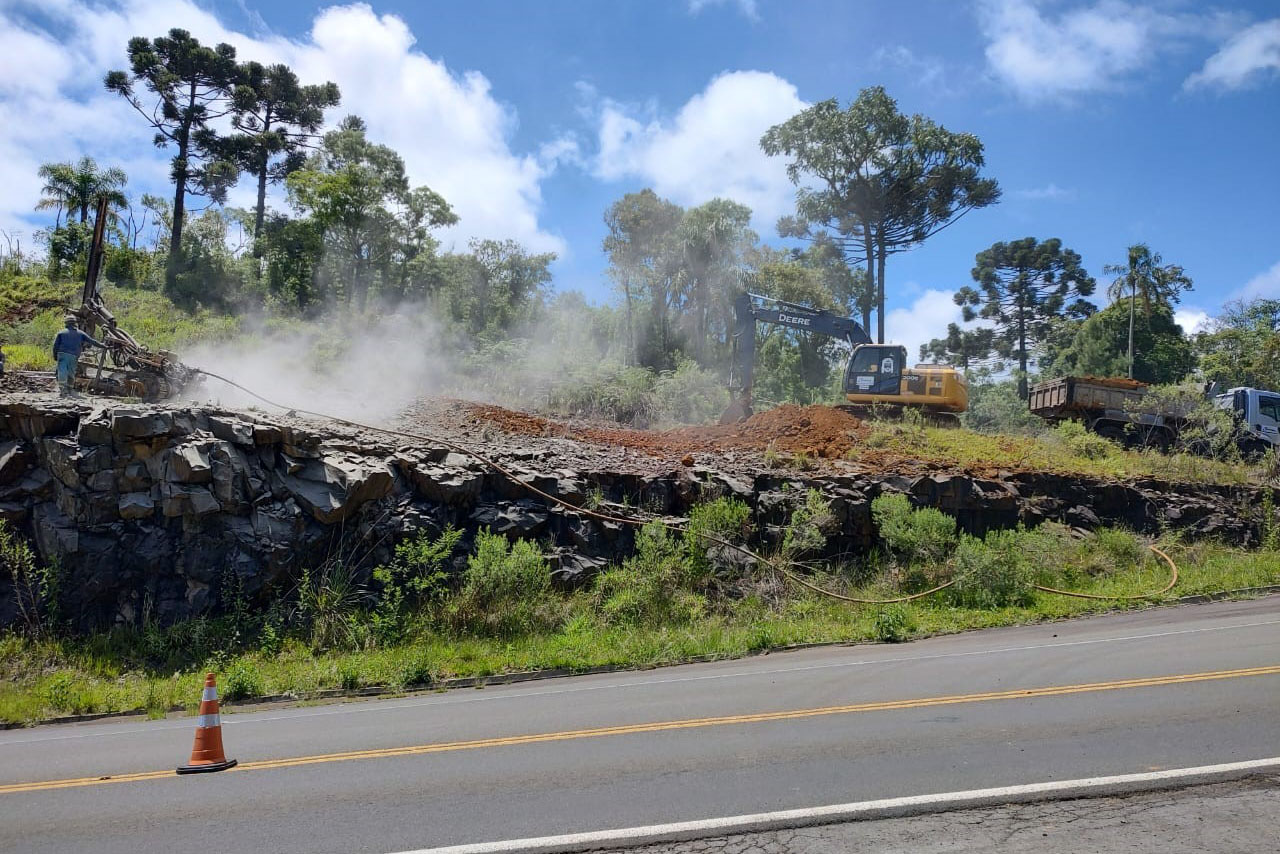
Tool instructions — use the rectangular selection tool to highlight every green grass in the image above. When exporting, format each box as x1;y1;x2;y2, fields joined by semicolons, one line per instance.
1;343;52;371
2;536;1276;727
857;420;1261;486
0;280;242;362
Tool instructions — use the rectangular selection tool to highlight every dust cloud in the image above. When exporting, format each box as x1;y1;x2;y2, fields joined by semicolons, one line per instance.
181;310;455;424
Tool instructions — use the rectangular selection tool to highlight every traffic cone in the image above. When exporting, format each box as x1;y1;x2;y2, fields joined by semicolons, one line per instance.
176;673;238;774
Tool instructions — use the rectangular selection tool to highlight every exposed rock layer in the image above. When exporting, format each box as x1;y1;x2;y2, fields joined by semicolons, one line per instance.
0;395;1270;630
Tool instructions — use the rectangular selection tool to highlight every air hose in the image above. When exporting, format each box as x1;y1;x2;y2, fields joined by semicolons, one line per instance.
191;369;1179;605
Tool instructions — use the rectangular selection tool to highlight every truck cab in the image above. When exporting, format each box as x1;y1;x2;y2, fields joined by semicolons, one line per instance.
1213;388;1280;451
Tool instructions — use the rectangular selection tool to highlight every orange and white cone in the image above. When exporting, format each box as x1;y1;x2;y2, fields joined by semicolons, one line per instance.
176;673;237;774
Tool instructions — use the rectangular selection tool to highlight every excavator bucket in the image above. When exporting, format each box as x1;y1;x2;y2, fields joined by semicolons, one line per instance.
719;398;753;425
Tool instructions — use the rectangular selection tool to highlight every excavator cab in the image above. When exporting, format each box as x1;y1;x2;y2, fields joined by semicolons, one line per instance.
844;345;907;396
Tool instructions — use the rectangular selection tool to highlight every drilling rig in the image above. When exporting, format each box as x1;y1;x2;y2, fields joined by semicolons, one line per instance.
70;196;198;400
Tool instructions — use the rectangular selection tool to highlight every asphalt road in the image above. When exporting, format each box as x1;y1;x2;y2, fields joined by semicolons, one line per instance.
1;597;1277;854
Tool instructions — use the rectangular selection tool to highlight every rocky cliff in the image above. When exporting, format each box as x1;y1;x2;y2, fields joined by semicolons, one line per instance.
0;395;1269;630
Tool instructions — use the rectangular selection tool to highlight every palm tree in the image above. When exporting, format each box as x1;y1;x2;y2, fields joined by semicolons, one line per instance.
34;157;128;226
1103;243;1193;378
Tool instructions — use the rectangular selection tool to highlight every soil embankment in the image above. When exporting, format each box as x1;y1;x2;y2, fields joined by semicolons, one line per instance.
0;394;1271;631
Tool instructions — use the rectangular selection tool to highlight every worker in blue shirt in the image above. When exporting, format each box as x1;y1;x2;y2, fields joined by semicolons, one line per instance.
52;315;106;396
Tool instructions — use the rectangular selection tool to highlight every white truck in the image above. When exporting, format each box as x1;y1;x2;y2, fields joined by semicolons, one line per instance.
1028;376;1279;457
1211;386;1280;455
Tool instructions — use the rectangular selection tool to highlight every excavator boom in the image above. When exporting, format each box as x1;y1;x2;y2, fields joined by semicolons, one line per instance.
723;291;967;423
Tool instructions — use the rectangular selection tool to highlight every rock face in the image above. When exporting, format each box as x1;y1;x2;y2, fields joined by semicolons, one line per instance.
0;396;1273;631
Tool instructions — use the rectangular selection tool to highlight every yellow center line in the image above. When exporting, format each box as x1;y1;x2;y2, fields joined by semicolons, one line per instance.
4;663;1277;796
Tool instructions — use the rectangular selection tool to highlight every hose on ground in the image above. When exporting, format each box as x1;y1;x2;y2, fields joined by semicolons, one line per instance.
191;369;1181;605
1033;545;1179;600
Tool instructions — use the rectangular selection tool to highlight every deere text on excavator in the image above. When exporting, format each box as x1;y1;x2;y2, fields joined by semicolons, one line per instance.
722;291;968;424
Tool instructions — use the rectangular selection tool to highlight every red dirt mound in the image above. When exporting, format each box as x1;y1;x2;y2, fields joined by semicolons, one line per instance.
464;402;864;460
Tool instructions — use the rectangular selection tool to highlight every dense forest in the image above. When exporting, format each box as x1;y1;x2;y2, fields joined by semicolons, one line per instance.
2;28;1277;428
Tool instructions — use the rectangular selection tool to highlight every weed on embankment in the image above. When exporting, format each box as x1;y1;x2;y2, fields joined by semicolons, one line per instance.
2;497;1278;726
858;419;1264;486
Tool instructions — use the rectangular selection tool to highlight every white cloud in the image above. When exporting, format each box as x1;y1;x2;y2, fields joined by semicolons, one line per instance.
1174;308;1210;335
1012;182;1076;200
885;288;965;363
977;0;1217;101
1237;260;1280;300
1185;18;1280;91
0;0;564;254
591;70;806;232
688;0;760;22
872;46;954;93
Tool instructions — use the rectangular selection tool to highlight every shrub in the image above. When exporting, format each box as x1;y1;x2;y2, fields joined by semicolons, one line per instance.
870;494;957;566
682;497;752;589
1092;528;1145;571
963;379;1045;435
371;526;462;643
873;604;916;643
948;531;1035;609
38;672;98;716
652;360;729;426
298;561;365;652
781;489;836;559
2;521;59;637
450;530;558;637
595;523;705;626
221;660;265;702
544;361;656;426
1054;420;1116;460
1262;490;1279;551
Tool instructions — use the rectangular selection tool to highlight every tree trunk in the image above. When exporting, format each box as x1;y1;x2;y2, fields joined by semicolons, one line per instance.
623;279;635;365
875;235;887;345
1127;290;1136;378
1017;284;1028;399
253;118;273;244
861;229;874;335
169;81;198;266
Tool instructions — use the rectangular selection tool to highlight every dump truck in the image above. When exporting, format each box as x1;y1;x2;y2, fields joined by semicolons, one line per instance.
1028;375;1279;456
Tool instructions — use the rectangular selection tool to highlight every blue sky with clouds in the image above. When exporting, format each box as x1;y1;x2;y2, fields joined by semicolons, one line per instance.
1;0;1277;357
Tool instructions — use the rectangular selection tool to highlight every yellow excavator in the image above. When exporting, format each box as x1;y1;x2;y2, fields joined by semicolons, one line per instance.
722;292;968;423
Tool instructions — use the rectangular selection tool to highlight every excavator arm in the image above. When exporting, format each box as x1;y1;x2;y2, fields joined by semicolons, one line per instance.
723;291;872;422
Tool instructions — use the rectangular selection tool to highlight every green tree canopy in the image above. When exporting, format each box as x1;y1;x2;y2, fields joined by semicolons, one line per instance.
434;239;556;339
227;62;341;242
674;198;755;363
35;157;128;227
1196;298;1280;391
603;188;685;366
761;87;999;342
1102;243;1193;378
286;116;456;309
1053;301;1195;385
105;29;241;282
955;237;1097;397
920;323;997;371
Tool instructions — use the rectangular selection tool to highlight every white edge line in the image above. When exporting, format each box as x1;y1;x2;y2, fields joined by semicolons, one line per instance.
390;757;1280;854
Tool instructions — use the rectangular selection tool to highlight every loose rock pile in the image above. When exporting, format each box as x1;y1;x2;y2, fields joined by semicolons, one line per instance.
0;394;1271;631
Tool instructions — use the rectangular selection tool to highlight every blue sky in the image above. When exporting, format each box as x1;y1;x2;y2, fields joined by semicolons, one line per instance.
1;0;1278;357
